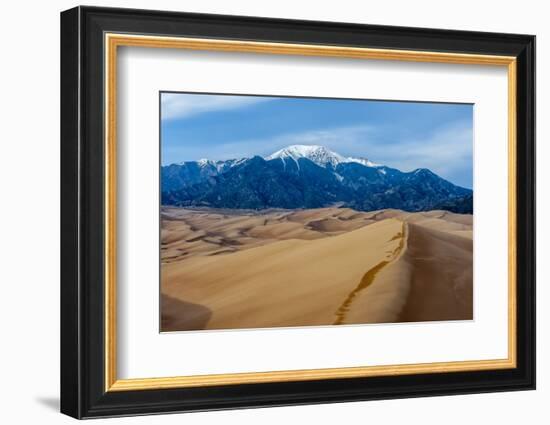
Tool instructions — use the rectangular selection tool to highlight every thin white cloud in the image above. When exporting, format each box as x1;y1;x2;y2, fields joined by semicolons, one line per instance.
267;125;376;151
162;125;375;162
161;93;270;120
362;121;473;177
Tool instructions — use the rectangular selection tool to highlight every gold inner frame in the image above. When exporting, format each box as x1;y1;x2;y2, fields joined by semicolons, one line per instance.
104;33;517;392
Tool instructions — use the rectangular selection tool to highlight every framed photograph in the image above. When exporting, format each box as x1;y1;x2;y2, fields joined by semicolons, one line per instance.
60;6;535;419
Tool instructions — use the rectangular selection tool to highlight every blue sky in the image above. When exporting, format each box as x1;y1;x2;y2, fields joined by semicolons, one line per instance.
161;92;473;188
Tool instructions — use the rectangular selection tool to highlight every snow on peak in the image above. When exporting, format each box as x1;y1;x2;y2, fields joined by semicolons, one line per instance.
266;145;380;169
266;145;346;168
347;157;381;167
197;158;213;167
196;158;247;172
217;158;247;172
192;145;382;171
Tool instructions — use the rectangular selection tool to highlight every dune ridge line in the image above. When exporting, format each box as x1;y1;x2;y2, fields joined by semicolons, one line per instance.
333;222;408;325
161;207;472;331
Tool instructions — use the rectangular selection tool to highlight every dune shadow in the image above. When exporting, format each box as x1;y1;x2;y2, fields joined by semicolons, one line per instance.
161;294;213;332
398;223;473;322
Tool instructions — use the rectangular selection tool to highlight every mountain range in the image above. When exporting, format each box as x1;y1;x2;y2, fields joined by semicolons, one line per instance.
161;145;473;213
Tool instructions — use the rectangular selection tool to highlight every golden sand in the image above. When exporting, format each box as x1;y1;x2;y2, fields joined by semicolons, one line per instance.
160;207;473;331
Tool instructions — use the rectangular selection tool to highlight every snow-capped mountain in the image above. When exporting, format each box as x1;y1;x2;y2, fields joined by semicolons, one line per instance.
265;145;380;169
163;157;247;192
161;145;472;213
196;158;246;173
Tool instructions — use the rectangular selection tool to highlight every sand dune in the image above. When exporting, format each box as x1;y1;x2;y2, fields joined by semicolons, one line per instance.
160;206;376;263
337;224;411;324
397;223;473;321
162;218;404;330
161;206;473;331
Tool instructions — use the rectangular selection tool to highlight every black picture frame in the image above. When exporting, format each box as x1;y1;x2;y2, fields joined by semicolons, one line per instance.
61;5;535;419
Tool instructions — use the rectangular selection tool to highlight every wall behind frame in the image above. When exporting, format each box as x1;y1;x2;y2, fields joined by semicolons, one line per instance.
0;1;543;424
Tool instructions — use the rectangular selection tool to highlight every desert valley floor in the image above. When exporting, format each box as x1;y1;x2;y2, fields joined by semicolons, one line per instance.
160;206;473;332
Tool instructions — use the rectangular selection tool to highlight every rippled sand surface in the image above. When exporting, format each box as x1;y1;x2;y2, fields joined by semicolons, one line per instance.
161;207;472;332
